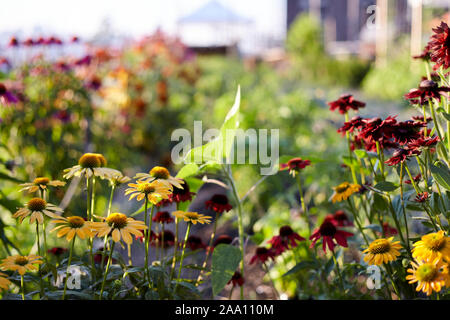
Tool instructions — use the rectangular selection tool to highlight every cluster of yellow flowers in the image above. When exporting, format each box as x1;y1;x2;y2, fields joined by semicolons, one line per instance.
0;153;212;296
363;231;450;296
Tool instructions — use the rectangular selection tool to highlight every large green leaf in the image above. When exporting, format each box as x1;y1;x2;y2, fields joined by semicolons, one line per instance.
430;163;450;191
373;181;398;192
211;244;241;297
184;86;241;164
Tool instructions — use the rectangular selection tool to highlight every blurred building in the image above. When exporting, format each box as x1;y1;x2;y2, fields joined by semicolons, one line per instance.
176;0;252;55
285;0;446;59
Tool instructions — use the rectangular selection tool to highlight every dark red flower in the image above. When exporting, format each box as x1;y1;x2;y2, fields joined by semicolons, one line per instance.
405;173;421;185
71;36;80;43
213;235;233;248
268;225;305;255
157;179;195;207
279;157;311;176
382;222;398;237
412;115;431;123
427;21;450;70
337;116;365;135
136;230;156;243
385;148;421;166
205;194;232;214
227;271;244;287
186;235;207;251
74;55;92;66
391;120;426;145
47;247;68;256
415;192;430;203
249;247;276;264
86;76;101;91
407;136;440;149
94;248;117;264
404;80;450;105
328;94;365;114
332;210;353;227
152;211;174;224
8;37;19;47
309;220;354;253
154;230;175;248
0;83;19;105
359;116;398;142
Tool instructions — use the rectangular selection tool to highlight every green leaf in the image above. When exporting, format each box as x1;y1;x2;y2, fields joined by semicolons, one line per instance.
430;163;450;191
184;86;241;164
441;112;450;121
211;244;241;297
354;149;368;159
176;163;199;179
374;181;398;192
283;260;317;277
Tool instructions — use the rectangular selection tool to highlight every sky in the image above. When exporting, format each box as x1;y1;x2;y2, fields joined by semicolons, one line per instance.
0;0;287;40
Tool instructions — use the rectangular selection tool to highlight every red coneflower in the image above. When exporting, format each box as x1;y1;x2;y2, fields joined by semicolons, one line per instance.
8;37;19;47
385;148;420;166
268;226;305;255
337;116;365;135
47;247;68;256
205;194;232;214
152;211;174;224
412;115;432;123
407;136;440;150
86;76;101;91
227;271;244;287
249;247;276;265
405;173;421;185
157;179;195;207
415;192;430;203
279;157;311;177
154;230;175;248
404;80;450;105
332;210;353;227
186;235;207;251
0;83;19;105
427;21;450;70
382;222;398;237
391;120;426;145
74;55;92;66
309;219;354;253
328;94;365;114
359;116;398;143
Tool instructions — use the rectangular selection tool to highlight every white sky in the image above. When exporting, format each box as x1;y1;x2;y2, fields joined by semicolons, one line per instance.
0;0;287;39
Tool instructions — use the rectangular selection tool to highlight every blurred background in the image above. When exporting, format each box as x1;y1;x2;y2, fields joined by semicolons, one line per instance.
0;0;449;299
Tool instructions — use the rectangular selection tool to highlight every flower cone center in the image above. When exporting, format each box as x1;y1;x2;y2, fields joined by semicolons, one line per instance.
27;198;47;211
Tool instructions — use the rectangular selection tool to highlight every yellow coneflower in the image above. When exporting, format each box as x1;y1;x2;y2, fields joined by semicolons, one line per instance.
412;230;450;263
108;172;131;187
363;237;402;265
91;213;147;245
50;215;94;241
63;153;121;180
13;197;63;224
0;255;43;275
134;166;184;190
331;182;360;203
125;180;171;205
172;211;212;225
0;272;11;291
406;259;448;296
19;177;65;194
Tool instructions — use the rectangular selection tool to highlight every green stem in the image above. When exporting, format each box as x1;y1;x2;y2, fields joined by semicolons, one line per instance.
376;141;385;180
170;203;180;280
196;215;218;286
21;275;25;300
99;241;115;300
175;222;191;291
62;237;75;300
36;223;44;297
227;165;245;300
384;263;400;299
399;163;411;252
144;197;151;286
296;174;311;238
331;250;344;289
347;198;370;246
345;112;359;184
